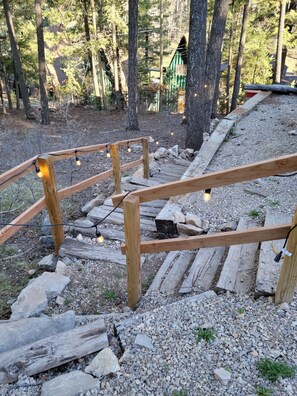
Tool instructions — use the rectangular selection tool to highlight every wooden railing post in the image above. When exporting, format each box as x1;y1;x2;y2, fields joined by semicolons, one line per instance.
123;195;141;308
142;138;149;179
38;155;64;255
110;143;122;194
275;206;297;304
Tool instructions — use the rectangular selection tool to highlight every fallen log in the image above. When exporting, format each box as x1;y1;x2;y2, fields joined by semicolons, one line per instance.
244;83;297;95
0;319;108;384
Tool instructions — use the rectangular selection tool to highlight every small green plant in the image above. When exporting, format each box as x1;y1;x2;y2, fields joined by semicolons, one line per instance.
256;386;274;396
172;390;187;396
269;200;280;208
194;327;216;343
256;359;296;383
103;289;118;301
248;209;260;218
237;307;245;314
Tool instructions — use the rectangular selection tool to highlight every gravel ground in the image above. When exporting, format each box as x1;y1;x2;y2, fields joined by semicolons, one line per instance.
1;94;297;395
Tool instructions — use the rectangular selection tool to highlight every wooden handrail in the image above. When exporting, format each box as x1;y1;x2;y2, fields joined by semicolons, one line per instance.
112;152;297;206
121;223;291;254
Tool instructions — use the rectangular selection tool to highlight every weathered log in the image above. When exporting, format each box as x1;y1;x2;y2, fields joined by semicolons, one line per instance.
0;319;108;384
244;84;297;95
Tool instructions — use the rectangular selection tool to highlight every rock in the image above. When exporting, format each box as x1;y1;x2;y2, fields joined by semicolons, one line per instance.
85;347;120;378
174;211;185;224
28;269;37;276
185;213;202;228
41;216;52;236
278;302;290;311
10;286;48;320
134;334;154;350
0;311;75;353
81;195;105;214
214;368;232;385
30;272;70;300
203;132;210;141
220;221;238;232
269;349;282;359
154;147;167;160
119;349;131;364
62;257;74;266
76;233;84;242
56;296;65;305
177;223;204;236
250;350;258;357
39;235;54;248
130;144;143;153
288;130;297;136
38;254;57;271
41;371;100;396
55;261;67;275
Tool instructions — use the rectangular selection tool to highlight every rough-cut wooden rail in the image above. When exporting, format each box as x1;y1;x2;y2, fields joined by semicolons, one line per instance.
113;152;297;308
244;83;297;95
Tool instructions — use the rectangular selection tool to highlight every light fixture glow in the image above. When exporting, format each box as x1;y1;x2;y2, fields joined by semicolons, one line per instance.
127;142;131;153
33;160;43;178
106;146;111;158
203;188;212;202
96;227;105;243
156;140;160;145
75;151;81;166
170;131;174;136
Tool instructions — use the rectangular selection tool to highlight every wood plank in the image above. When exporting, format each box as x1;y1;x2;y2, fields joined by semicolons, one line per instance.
111;143;121;194
0;319;108;384
39;156;64;255
216;218;259;294
244;84;297;95
142;138;150;179
100;204;161;218
0;157;36;190
130;177;160;187
104;198;167;209
146;251;180;294
179;244;225;294
226;91;271;121
124;195;142;308
159;251;196;294
59;238;128;265
113;152;297;206
0;197;46;244
121;223;291;254
275;206;297;303
255;213;291;296
66;220;126;242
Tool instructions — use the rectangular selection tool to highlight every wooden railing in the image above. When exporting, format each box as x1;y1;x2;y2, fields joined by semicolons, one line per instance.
112;153;297;308
0;137;150;254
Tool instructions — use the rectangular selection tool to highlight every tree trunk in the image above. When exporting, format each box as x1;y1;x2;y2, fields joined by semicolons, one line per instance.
0;78;7;114
126;0;140;131
0;44;12;110
231;0;250;111
112;1;122;110
274;0;286;83
3;0;35;120
159;0;164;112
185;0;207;150
35;0;50;124
90;0;101;109
205;0;229;122
226;2;235;114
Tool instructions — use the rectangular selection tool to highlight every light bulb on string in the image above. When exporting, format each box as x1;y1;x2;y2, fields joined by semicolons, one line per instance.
75;150;81;166
96;226;104;243
106;146;111;158
156;140;160;146
194;93;198;97
33;160;43;178
170;131;174;136
203;188;212;202
127;142;131;153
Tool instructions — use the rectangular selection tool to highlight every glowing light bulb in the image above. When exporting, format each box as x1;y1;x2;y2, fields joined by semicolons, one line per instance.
182;115;186;119
156;140;159;145
75;151;81;166
127;143;131;153
204;84;208;88
96;229;104;243
203;189;212;202
170;132;174;136
106;146;111;158
36;168;43;178
194;93;198;97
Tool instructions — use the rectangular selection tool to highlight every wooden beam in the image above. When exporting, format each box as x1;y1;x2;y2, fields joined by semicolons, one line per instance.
120;224;291;254
244;83;297;95
0;197;46;244
123;195;141;308
120;158;143;172
112;153;297;206
0;157;36;190
38;156;64;255
111;143;121;194
275;207;297;303
142;138;149;179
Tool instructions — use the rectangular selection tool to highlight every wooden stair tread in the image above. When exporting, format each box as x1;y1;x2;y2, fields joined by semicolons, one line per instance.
216;217;259;294
255;212;291;297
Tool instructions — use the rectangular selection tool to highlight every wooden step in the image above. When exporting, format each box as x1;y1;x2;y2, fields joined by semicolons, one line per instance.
216;217;259;294
100;203;161;218
179;241;225;294
255;213;291;297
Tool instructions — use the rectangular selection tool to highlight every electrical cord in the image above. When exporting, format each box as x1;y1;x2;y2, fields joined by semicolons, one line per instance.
274;223;297;262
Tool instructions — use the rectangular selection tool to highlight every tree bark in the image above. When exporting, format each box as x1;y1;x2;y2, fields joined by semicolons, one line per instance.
205;0;229;122
90;0;102;109
127;0;140;131
159;0;164;112
0;78;7;114
35;0;50;124
231;0;250;111
185;0;207;150
3;0;35;120
274;0;286;83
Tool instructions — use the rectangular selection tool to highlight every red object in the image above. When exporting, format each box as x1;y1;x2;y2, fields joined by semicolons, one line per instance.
245;90;260;98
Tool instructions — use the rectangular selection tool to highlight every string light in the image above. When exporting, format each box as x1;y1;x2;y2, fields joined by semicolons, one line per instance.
74;150;81;166
182;115;186;119
156;140;160;145
203;188;212;202
96;226;105;243
194;93;198;97
106;146;111;158
170;131;174;136
127;142;131;153
33;160;43;178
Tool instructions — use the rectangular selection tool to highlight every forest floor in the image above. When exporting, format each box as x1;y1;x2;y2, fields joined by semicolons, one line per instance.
0;104;188;319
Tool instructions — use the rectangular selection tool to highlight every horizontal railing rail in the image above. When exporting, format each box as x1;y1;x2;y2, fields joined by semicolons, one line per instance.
111;152;297;308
